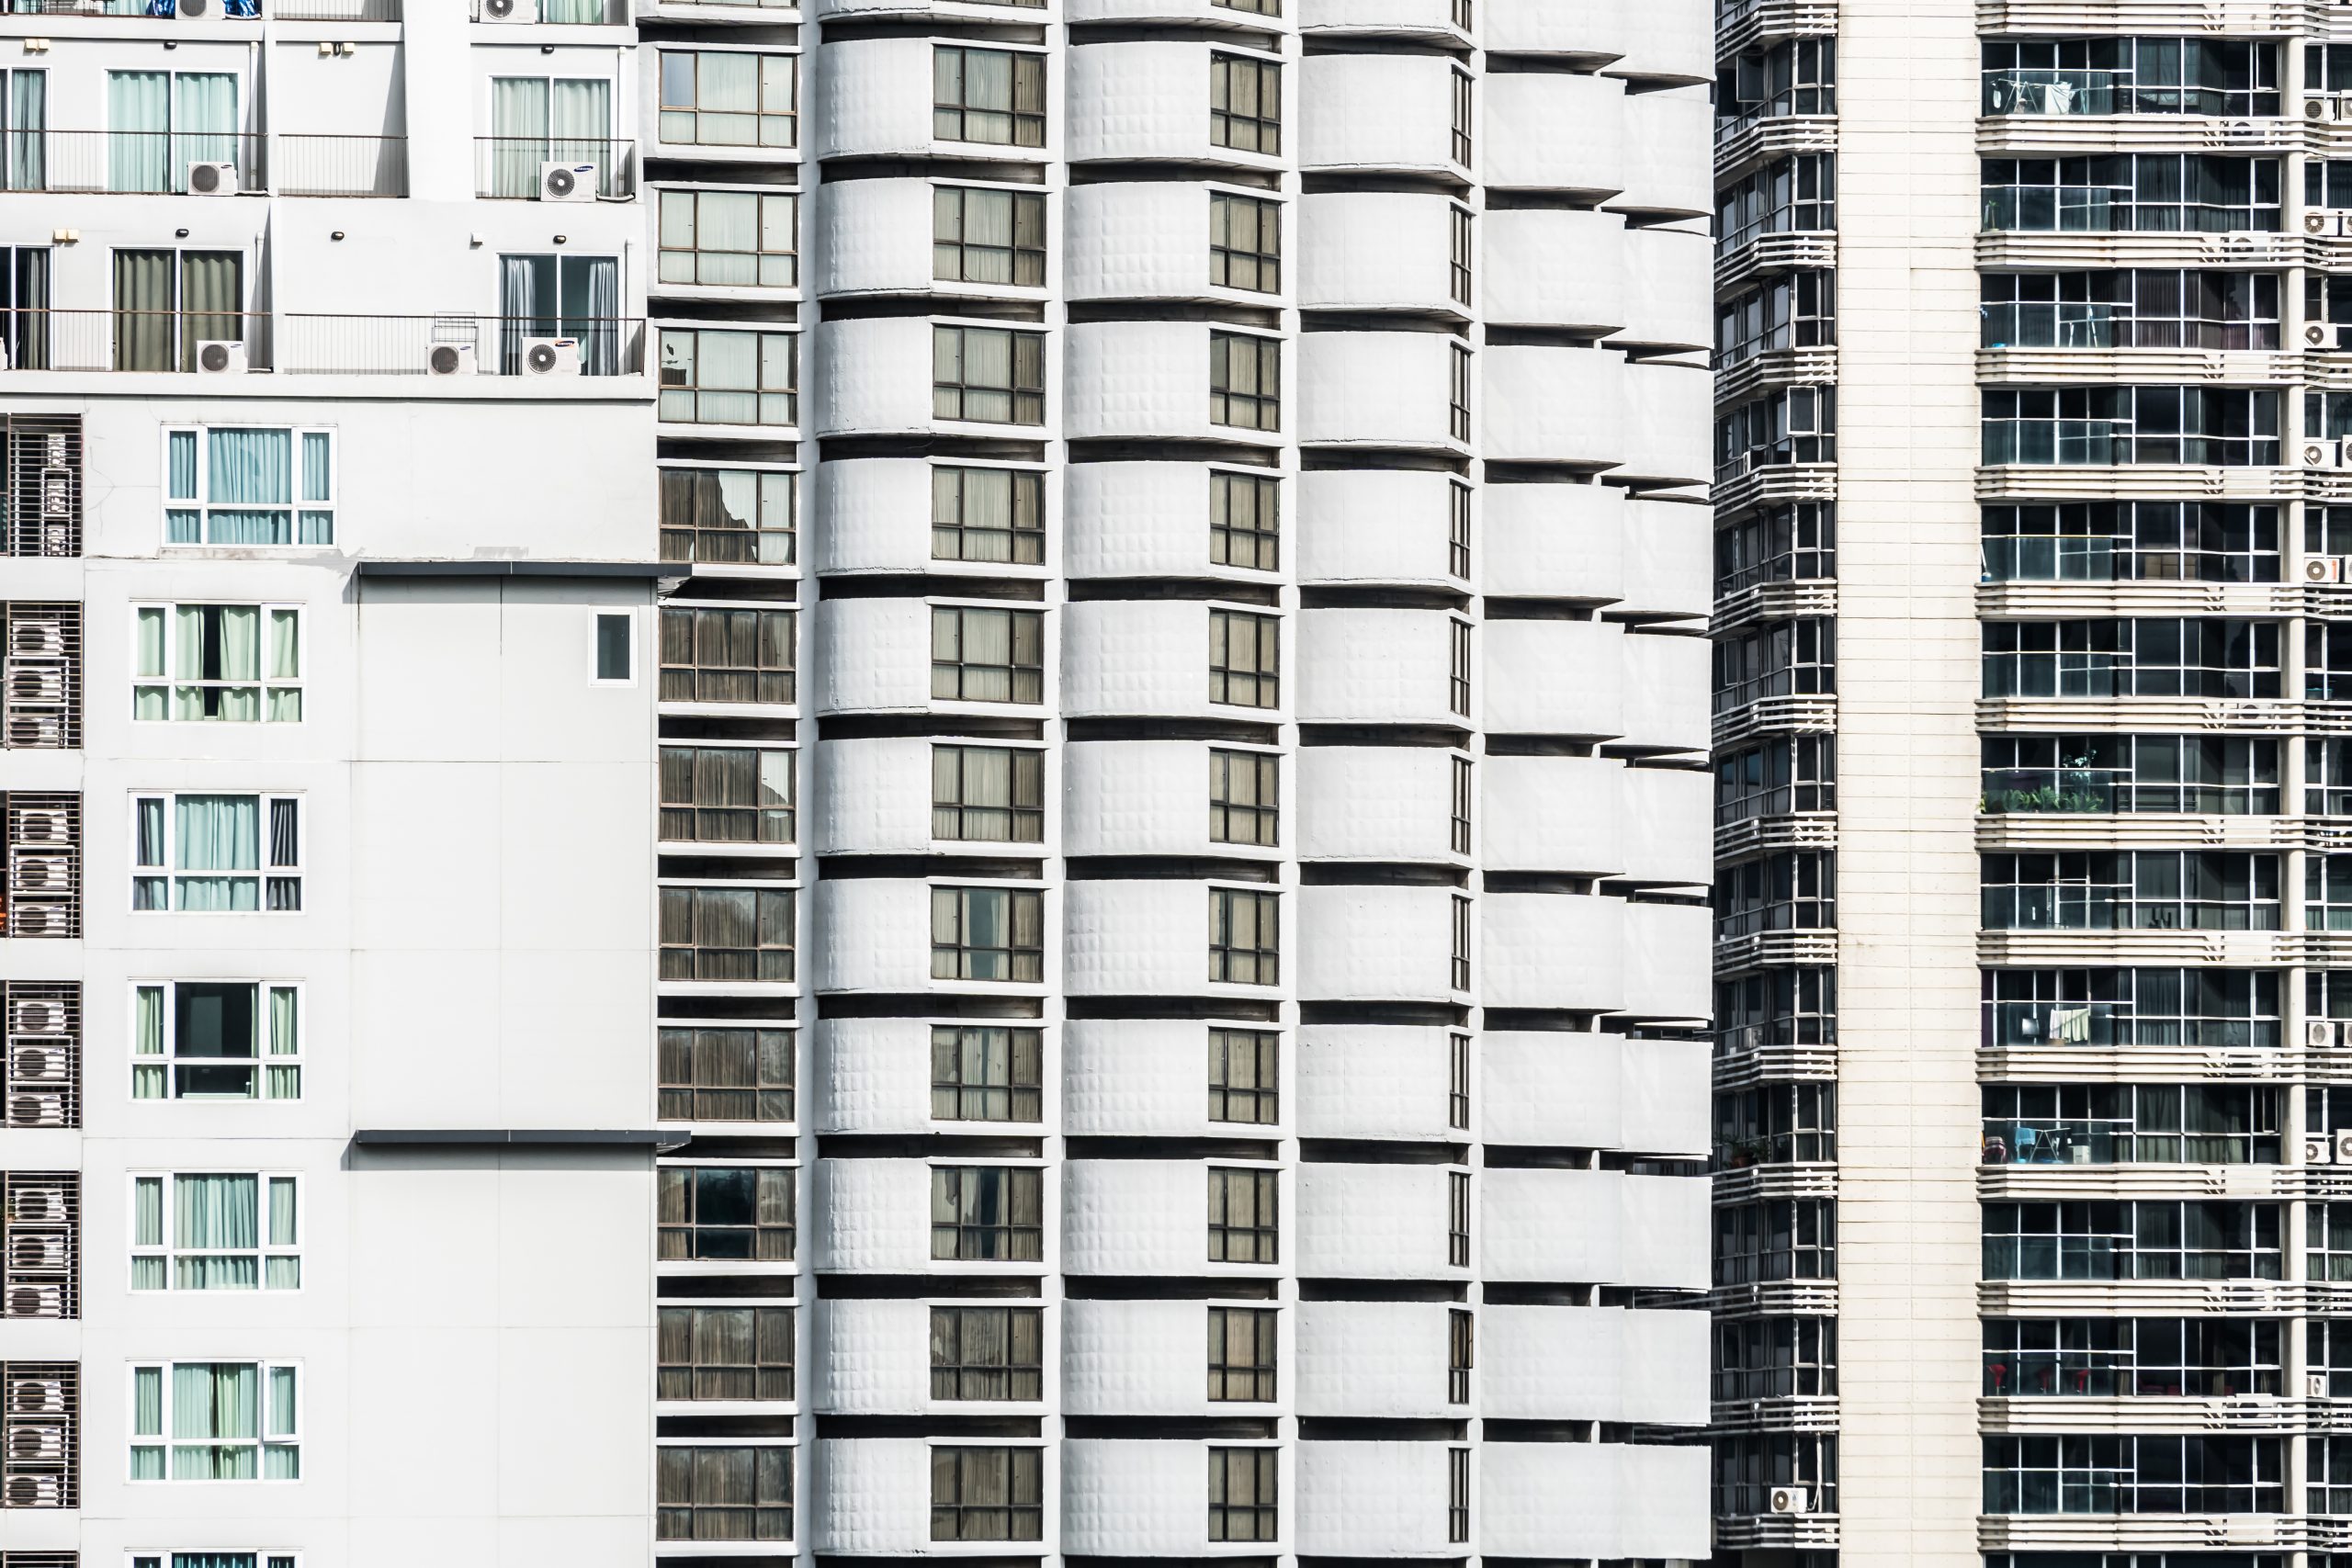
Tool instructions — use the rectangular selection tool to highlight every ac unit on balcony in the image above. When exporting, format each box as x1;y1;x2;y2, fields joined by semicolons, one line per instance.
2309;1135;2335;1164
7;1239;64;1277
7;854;70;897
196;340;246;374
5;1092;63;1130
2334;1130;2352;1166
1769;1486;1811;1515
6;905;69;940
4;667;63;707
5;1426;62;1466
186;160;237;197
2;1474;62;1509
6;623;62;660
2316;1020;2346;1048
481;0;537;18
2308;209;2352;237
2306;438;2352;469
5;998;63;1036
6;1379;62;1416
8;1047;64;1086
0;715;59;750
428;343;476;377
177;0;220;16
2311;556;2346;584
539;161;597;202
10;807;67;843
2314;1372;2334;1399
11;1190;62;1226
521;336;581;376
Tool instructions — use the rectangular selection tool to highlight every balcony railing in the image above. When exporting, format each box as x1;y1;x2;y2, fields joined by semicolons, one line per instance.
468;0;628;17
0;132;262;196
0;310;644;376
474;137;636;199
1;0;261;15
276;136;405;197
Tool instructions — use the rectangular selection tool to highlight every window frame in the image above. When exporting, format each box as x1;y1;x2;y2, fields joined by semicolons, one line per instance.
159;425;335;548
929;1162;1046;1263
933;322;1048;426
932;743;1046;843
130;979;302;1102
657;325;799;428
929;1441;1046;1541
1209;607;1281;709
932;46;1048;150
1208;1026;1279;1124
1207;1164;1280;1264
931;1023;1045;1122
658;461;798;569
931;604;1046;705
928;1303;1046;1402
659;601;797;706
933;184;1048;289
1209;52;1283;156
1206;1444;1281;1542
657;1438;794;1543
1210;469;1281;573
658;1160;797;1263
657;880;798;984
658;1299;796;1404
930;883;1046;984
655;186;798;293
593;610;635;685
1209;189;1283;294
1209;330;1283;432
1208;747;1280;847
1209;886;1281;986
658;742;796;847
127;1359;302;1483
128;1170;300;1293
656;46;799;151
1207;1303;1278;1402
130;601;304;724
130;791;302;913
930;462;1047;566
658;1020;796;1124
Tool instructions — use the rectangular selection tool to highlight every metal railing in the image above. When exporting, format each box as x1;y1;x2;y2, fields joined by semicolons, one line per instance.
468;0;628;17
1;0;259;14
473;138;635;199
277;0;401;16
0;310;270;372
0;131;262;195
277;314;645;375
276;135;405;197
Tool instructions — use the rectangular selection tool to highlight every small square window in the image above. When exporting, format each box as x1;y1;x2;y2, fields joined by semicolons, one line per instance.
595;613;634;682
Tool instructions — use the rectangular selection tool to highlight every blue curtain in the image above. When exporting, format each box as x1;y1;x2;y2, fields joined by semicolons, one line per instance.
107;70;168;192
9;70;44;191
175;1555;259;1568
173;73;239;186
174;794;259;910
206;428;290;544
175;1173;258;1289
300;432;333;543
172;1362;257;1479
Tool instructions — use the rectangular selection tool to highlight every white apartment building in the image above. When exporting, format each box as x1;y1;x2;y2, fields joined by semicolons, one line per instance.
1708;2;2352;1568
0;0;1715;1564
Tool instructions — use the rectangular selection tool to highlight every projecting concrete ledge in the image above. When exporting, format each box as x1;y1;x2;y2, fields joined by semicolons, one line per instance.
353;1129;685;1149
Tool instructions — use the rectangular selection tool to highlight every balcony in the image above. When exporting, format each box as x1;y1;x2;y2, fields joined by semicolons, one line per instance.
468;0;628;18
473;139;636;200
0;133;406;198
0;311;647;377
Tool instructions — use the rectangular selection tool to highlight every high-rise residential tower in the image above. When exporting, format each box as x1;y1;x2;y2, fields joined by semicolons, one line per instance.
1707;2;2352;1567
0;0;1715;1564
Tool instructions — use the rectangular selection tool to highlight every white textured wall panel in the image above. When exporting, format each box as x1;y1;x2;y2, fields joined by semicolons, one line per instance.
1299;191;1461;313
1295;1441;1457;1558
811;736;936;855
1481;1303;1709;1424
1065;879;1283;998
1300;52;1464;173
1619;359;1712;489
1067;180;1243;302
815;178;944;299
1483;1168;1708;1289
813;1016;959;1135
1066;461;1229;580
1065;1439;1264;1555
1482;620;1624;739
1621;225;1713;350
1062;600;1233;721
1066;739;1268;859
810;1438;933;1555
1299;333;1464;450
1064;1159;1282;1277
1618;761;1712;886
1297;468;1463;587
1067;321;1250;445
1623;900;1712;1021
1480;482;1626;603
1295;1164;1467;1280
814;1158;935;1274
814;457;940;578
1063;1299;1254;1414
1481;1032;1629;1148
1621;629;1711;754
1482;1442;1712;1560
1623;1038;1712;1156
1484;73;1624;194
1482;893;1626;1011
1300;0;1467;35
1615;87;1713;216
1063;1017;1244;1137
1295;1024;1458;1142
1484;209;1627;333
813;39;937;160
1621;495;1713;619
1297;606;1459;726
1481;346;1626;468
811;1299;936;1414
1297;747;1463;864
1295;1301;1454;1417
1481;755;1624;875
1298;885;1461;1003
1069;42;1267;167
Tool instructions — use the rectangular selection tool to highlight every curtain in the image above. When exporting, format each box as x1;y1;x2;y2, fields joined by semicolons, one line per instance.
498;253;547;374
266;985;299;1100
267;610;301;719
8;245;45;371
173;1361;258;1479
543;0;600;17
175;1173;259;1290
131;1177;164;1290
205;426;288;544
489;77;548;198
133;606;167;718
698;191;756;286
266;1179;299;1288
697;331;755;423
113;247;172;371
578;254;618;376
132;1365;164;1450
549;78;609;190
107;70;168;192
175;1556;259;1568
9;71;43;192
173;73;238;185
174;794;259;910
133;987;165;1098
180;250;241;371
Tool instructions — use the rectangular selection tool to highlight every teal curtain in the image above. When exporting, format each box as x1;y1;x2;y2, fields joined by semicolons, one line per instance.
268;610;301;719
550;77;610;182
175;1173;258;1289
173;73;238;183
300;431;332;542
107;70;168;193
172;1361;258;1479
131;1366;164;1482
9;70;45;191
264;1365;298;1477
114;247;173;372
174;794;259;910
542;0;600;17
132;1176;164;1288
266;986;300;1100
266;1178;298;1288
133;986;165;1098
205;427;288;544
489;77;548;198
175;1555;259;1568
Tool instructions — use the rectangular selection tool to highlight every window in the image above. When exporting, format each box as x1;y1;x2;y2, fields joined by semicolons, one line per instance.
659;1166;795;1260
659;189;797;290
1208;1167;1278;1262
1714;620;1837;713
163;428;333;547
1451;896;1472;992
658;1445;791;1541
1211;470;1280;572
1210;332;1282;431
1448;1170;1471;1267
594;613;632;682
1717;1433;1838;1517
1980;501;2277;585
1448;480;1472;577
1717;736;1838;826
659;51;797;148
130;1173;299;1292
1211;54;1282;154
660;605;797;705
0;246;51;372
130;1557;296;1568
1983;269;2278;351
1714;1198;1837;1284
659;1303;794;1401
1451;68;1474;166
1207;1305;1277;1401
131;604;300;722
934;47;1046;147
1210;887;1280;986
1714;851;1838;940
129;1361;300;1481
1210;609;1280;708
1984;1316;2278;1398
931;1446;1045;1540
932;1025;1043;1122
497;252;626;374
661;467;796;568
929;1305;1044;1400
1984;1434;2282;1515
1208;1448;1279;1542
133;981;301;1101
931;886;1046;982
1448;1032;1470;1129
117;248;246;374
1210;193;1283;292
934;186;1046;288
1450;756;1473;856
1718;271;1838;367
1209;749;1279;846
1448;1448;1470;1543
1208;1027;1278;1123
933;746;1045;842
1716;154;1836;250
1448;1309;1473;1403
1980;619;2278;700
1718;1083;1838;1165
1450;619;1473;716
1989;966;2278;1051
1978;852;2280;932
660;747;795;844
1985;38;2278;116
486;73;614;198
1982;387;2280;467
932;466;1046;564
1984;1199;2280;1280
658;328;797;426
1981;154;2281;232
660;886;797;982
1718;1316;1838;1400
1214;0;1279;11
659;1025;795;1122
1717;387;1837;479
1450;207;1473;307
131;794;300;912
1449;343;1473;442
934;325;1046;425
932;606;1046;703
931;1166;1044;1260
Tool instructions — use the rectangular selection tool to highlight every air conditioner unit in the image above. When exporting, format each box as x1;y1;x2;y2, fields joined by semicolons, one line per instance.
11;1190;62;1226
2313;321;2341;347
2311;556;2346;584
2315;1372;2334;1399
539;161;597;202
196;340;247;374
2309;1134;2335;1164
1769;1486;1811;1515
7;855;71;897
7;1239;65;1277
6;1092;63;1130
2316;1020;2345;1049
2307;208;2352;237
6;905;71;939
1;715;58;750
6;623;62;660
11;808;68;843
186;160;237;197
428;342;476;377
6;998;63;1036
8;1046;64;1086
3;668;62;707
2304;438;2351;468
2334;1130;2352;1166
178;0;220;15
5;1427;62;1468
3;1474;63;1508
521;336;582;376
7;1379;62;1416
481;0;537;18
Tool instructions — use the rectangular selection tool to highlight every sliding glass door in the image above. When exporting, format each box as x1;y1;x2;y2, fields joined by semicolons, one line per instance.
498;253;622;375
114;250;243;372
107;69;238;194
